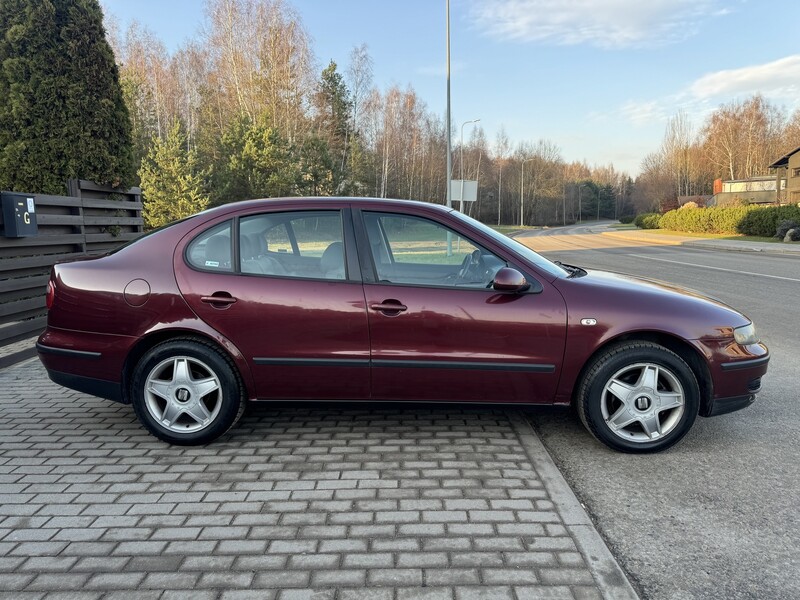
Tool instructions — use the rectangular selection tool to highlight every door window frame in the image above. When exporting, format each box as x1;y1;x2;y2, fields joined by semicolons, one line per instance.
353;208;542;293
184;207;363;283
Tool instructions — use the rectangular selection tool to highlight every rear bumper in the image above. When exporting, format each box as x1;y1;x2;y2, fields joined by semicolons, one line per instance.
45;368;125;403
37;331;134;404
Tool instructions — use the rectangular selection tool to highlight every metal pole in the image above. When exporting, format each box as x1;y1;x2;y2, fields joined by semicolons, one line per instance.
520;158;531;227
445;0;452;210
445;0;452;255
597;188;601;221
498;164;502;225
578;184;583;224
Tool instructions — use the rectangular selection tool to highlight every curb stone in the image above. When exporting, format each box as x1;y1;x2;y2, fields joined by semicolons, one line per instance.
511;413;640;600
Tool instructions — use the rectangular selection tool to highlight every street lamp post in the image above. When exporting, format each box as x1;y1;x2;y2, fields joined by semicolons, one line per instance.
577;183;586;224
445;0;453;255
459;118;480;211
520;158;533;227
596;188;601;221
445;0;452;210
498;163;502;225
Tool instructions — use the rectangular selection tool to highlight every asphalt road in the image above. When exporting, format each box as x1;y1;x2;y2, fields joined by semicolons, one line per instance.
516;223;800;600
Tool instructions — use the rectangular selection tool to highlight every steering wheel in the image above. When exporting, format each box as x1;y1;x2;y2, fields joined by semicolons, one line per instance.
457;249;483;281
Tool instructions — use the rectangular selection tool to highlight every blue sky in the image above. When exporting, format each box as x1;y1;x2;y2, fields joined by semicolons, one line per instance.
103;0;800;176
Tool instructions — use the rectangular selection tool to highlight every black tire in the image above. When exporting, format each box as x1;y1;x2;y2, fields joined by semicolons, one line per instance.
576;341;699;453
131;339;245;445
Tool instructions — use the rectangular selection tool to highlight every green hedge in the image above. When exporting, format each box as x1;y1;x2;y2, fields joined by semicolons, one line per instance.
738;205;800;237
653;205;800;236
658;206;755;234
634;213;661;229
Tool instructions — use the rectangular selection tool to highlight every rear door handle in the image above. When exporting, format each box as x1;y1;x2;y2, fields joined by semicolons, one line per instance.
201;292;237;308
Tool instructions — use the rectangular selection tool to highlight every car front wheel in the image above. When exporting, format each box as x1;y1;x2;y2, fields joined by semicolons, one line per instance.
577;341;699;453
131;339;245;445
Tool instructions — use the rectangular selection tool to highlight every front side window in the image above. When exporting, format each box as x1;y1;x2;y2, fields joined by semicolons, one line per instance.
239;211;346;279
363;213;505;288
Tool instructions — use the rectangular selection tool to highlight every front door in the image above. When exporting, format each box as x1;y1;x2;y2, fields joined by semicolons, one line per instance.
359;211;567;404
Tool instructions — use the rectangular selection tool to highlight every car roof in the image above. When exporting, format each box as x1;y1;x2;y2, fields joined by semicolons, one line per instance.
195;197;454;220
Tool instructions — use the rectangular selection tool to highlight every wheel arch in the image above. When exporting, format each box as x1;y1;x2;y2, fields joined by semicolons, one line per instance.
572;331;713;415
121;329;255;404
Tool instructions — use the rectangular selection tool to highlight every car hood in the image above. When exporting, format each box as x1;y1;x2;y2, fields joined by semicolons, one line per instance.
552;268;751;339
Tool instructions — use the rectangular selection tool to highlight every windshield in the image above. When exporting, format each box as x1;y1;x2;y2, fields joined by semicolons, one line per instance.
451;211;569;278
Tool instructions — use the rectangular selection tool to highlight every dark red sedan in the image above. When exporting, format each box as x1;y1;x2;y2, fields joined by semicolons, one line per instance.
37;198;769;452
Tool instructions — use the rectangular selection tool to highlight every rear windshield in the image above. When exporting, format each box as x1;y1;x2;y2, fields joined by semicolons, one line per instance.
107;216;193;255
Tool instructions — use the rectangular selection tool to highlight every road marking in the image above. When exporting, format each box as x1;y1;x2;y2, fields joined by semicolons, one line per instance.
629;254;800;283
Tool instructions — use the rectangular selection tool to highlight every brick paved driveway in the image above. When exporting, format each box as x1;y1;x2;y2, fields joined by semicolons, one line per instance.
0;358;636;600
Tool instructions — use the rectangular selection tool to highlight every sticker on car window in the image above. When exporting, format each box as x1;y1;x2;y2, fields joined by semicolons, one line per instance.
205;261;219;267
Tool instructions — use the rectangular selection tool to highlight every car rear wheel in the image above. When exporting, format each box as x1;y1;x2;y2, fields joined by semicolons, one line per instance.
131;339;245;445
577;341;699;453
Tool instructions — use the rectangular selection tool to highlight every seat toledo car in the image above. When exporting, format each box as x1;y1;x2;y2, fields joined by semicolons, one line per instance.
37;198;769;452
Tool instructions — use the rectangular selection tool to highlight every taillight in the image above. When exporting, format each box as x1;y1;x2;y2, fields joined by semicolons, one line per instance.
46;280;55;310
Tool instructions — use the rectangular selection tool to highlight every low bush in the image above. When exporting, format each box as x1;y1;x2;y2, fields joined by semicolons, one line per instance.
619;215;635;224
634;213;661;229
679;201;699;210
738;205;800;237
775;219;800;239
654;204;800;236
659;205;756;234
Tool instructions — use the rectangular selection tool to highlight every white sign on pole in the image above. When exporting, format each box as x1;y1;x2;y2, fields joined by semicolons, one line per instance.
450;180;478;203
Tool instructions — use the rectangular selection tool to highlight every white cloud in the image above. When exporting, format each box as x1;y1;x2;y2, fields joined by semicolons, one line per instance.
689;55;800;99
620;100;670;126
617;54;800;128
469;0;729;48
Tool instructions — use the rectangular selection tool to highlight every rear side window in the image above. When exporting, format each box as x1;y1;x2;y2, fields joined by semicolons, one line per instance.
186;221;233;272
239;211;346;279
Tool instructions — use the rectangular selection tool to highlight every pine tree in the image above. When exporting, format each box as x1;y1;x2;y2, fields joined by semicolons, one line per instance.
214;113;297;204
139;121;208;228
0;0;133;193
313;61;352;192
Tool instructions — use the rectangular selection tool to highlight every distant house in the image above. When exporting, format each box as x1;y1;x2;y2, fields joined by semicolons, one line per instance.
769;145;800;204
708;176;783;206
721;176;784;193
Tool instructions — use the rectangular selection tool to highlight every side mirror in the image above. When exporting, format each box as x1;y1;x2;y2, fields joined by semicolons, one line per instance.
492;267;530;293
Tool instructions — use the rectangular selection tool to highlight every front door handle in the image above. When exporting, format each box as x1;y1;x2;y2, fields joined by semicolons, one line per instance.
370;300;407;314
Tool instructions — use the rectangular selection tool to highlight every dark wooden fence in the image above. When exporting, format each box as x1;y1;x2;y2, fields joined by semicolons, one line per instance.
0;180;143;365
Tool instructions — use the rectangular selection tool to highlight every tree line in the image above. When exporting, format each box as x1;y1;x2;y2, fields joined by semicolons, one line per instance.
104;0;636;227
635;95;800;212
3;0;795;228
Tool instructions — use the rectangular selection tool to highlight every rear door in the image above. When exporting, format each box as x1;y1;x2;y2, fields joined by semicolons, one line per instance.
357;210;567;404
176;206;371;400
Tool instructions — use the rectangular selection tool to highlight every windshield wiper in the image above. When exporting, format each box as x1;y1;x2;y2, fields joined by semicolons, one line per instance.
554;261;586;278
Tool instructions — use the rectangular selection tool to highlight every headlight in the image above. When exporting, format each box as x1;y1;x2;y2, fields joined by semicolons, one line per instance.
733;323;759;345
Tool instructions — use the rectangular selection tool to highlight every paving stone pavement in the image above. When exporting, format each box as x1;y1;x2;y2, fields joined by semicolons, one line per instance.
0;358;638;600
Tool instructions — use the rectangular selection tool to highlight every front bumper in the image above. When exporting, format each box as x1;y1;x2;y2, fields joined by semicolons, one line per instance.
699;342;769;418
706;393;757;417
